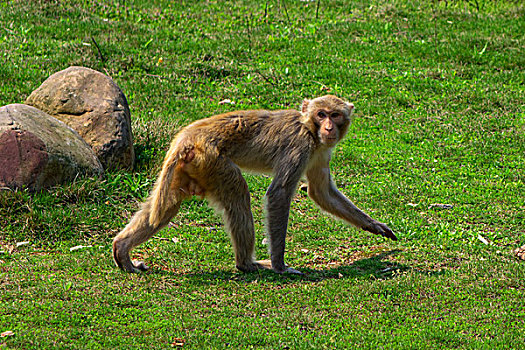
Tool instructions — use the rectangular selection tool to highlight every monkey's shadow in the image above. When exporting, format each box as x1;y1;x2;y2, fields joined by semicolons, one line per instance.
153;249;444;284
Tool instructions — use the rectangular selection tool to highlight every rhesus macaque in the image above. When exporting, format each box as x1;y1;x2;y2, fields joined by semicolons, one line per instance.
516;245;525;261
113;95;396;274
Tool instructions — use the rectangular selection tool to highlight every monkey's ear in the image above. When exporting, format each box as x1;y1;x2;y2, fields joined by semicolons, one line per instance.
301;99;311;113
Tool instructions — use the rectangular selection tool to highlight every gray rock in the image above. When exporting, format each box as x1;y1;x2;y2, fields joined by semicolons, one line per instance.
0;104;103;191
26;66;135;171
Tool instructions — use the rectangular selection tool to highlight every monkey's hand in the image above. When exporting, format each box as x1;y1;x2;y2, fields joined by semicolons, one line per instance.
365;221;397;241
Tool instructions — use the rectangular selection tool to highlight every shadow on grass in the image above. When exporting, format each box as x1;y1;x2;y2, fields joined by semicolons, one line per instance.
149;249;446;285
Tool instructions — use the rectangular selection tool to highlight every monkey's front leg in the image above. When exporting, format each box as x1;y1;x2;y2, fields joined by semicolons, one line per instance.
307;168;397;241
264;186;303;275
324;187;397;240
328;189;397;241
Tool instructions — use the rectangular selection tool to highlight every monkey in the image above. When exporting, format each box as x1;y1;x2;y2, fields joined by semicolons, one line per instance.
515;245;525;261
112;95;397;274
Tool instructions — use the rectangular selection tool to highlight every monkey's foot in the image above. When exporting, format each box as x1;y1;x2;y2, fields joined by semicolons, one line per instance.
131;260;150;272
113;241;150;273
236;260;268;273
280;267;304;275
254;259;273;270
116;259;149;273
256;259;304;275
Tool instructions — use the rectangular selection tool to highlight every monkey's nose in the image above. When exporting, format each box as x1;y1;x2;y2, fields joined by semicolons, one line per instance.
348;103;355;110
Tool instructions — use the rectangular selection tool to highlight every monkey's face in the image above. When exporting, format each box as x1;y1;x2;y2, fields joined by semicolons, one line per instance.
303;95;355;147
314;109;346;146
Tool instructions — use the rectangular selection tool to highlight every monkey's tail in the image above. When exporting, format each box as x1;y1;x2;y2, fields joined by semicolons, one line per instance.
148;153;180;227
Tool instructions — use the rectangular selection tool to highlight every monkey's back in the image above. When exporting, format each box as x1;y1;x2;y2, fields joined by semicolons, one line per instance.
179;109;317;174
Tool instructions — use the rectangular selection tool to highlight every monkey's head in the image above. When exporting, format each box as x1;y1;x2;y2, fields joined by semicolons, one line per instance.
302;95;355;147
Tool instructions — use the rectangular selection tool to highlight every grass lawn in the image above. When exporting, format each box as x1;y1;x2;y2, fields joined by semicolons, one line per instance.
1;0;524;348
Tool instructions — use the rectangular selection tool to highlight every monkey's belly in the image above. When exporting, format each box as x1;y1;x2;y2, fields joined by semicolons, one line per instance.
235;161;273;175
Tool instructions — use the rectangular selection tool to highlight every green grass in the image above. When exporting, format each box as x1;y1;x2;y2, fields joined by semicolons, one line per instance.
1;0;524;348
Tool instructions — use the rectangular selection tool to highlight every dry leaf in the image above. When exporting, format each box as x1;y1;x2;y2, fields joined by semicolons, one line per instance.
218;99;235;105
477;235;489;245
171;337;185;347
69;245;92;252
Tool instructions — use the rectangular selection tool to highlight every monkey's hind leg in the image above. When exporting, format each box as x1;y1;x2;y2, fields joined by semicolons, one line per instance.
113;158;192;273
113;200;182;273
206;159;263;273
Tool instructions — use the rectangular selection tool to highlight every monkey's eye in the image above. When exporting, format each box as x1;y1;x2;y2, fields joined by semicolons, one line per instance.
317;111;327;119
331;112;342;122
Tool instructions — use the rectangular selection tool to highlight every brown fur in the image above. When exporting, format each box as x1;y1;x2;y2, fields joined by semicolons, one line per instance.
515;245;525;261
112;95;396;274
